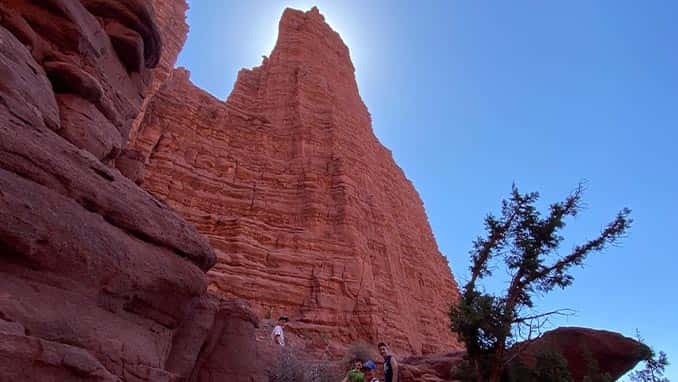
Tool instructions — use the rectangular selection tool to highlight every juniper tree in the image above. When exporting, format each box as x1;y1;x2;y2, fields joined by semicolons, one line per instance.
628;351;670;382
627;331;670;382
450;184;632;382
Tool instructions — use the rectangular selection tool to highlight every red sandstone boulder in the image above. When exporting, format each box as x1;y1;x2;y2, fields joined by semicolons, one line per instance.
0;331;119;382
400;351;464;382
515;327;647;382
116;148;147;185
188;298;267;382
397;327;646;382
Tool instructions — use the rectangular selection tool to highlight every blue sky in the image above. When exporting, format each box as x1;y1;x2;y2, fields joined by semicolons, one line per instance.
179;1;677;378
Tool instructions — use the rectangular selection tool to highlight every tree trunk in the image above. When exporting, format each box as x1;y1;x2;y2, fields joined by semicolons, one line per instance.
488;344;505;382
473;358;483;382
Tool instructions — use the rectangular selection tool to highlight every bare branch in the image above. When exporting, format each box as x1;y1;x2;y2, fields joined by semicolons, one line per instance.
512;309;576;324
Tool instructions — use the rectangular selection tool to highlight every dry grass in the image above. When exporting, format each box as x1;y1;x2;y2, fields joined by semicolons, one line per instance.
268;348;342;382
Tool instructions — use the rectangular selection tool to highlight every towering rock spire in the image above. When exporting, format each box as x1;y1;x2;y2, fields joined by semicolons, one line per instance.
131;7;461;355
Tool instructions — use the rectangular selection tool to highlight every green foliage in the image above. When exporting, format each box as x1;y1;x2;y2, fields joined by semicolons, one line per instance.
582;345;613;382
449;183;632;382
583;374;613;382
503;349;573;382
450;356;480;382
627;332;671;382
628;351;671;382
534;349;574;382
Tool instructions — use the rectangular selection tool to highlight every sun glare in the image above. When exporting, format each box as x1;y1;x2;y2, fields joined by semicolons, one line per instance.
248;1;365;72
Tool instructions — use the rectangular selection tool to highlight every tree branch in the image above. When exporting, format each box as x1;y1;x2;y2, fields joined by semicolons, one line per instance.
512;309;576;324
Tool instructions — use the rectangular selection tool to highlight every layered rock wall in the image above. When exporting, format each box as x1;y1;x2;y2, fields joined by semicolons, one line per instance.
131;7;461;355
0;1;264;381
0;2;647;381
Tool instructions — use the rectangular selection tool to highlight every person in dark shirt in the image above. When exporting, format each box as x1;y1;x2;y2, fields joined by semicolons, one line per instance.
378;342;399;382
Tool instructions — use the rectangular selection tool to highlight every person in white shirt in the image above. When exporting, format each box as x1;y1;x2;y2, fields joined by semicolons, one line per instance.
271;316;288;346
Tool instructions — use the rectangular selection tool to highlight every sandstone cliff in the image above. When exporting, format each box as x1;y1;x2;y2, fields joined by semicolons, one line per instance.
0;1;264;381
0;2;649;381
130;7;461;355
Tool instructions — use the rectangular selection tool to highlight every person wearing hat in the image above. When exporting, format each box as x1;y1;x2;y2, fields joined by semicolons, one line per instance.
363;360;379;382
271;315;288;346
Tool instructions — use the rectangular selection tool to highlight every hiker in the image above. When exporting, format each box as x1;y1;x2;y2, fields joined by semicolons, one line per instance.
363;360;379;382
342;359;365;382
271;315;288;346
378;342;399;382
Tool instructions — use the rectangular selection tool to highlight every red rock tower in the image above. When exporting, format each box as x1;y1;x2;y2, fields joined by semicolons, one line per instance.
131;7;461;355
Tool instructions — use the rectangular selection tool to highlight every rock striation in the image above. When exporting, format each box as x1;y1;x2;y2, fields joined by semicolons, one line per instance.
0;1;264;381
0;2;649;381
130;7;461;355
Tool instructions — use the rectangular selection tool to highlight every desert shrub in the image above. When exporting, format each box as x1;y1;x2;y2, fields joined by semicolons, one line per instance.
626;331;670;382
268;348;342;382
581;345;613;382
533;349;574;382
269;349;304;382
303;361;343;382
450;356;479;381
503;349;573;382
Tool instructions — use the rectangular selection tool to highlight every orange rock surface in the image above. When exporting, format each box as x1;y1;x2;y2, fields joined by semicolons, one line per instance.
131;7;461;355
0;1;265;380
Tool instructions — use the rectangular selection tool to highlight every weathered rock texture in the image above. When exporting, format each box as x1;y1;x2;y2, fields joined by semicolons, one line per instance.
0;1;265;381
126;0;188;148
130;6;461;355
0;1;650;381
397;327;646;382
516;327;647;382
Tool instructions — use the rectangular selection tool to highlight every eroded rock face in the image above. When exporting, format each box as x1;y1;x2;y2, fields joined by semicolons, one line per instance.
0;1;647;381
516;327;647;382
400;351;464;382
126;0;188;147
396;327;646;382
130;7;461;356
0;1;258;380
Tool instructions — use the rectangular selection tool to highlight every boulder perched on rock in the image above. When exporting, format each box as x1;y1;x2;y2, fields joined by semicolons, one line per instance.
397;327;646;382
514;327;647;382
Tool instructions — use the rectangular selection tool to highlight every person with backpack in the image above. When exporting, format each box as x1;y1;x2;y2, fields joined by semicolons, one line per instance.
378;342;399;382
